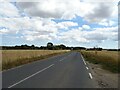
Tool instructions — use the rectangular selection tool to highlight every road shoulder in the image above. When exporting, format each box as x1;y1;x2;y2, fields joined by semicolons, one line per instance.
86;61;119;88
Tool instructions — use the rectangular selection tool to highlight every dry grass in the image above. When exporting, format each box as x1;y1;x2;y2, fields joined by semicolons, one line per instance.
1;50;70;70
81;50;119;73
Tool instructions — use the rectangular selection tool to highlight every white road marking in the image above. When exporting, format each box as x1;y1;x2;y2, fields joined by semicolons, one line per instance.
81;54;93;79
59;53;71;62
59;58;65;61
81;55;87;65
59;60;63;61
86;67;89;70
8;64;54;88
89;73;93;79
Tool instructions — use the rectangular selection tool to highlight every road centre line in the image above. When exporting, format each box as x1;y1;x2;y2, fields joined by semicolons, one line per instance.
59;53;71;62
2;53;67;73
8;64;54;88
59;58;65;61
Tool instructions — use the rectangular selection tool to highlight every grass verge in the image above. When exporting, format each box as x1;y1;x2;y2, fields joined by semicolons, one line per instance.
81;50;119;73
2;50;69;71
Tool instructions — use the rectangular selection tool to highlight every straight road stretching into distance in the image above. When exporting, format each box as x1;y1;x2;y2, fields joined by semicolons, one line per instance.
2;52;97;88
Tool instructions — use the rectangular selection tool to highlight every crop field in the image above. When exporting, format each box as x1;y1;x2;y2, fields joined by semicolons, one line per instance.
1;50;70;70
81;50;119;73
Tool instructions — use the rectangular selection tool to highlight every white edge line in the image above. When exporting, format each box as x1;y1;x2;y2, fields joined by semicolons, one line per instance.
81;55;87;65
8;64;54;88
86;67;89;70
89;73;93;79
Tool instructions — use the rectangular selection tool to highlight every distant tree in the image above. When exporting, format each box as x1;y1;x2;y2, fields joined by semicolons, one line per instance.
40;46;47;50
31;45;35;47
47;42;53;50
20;44;29;49
31;45;35;49
98;48;102;51
53;45;59;50
59;44;66;49
71;47;74;50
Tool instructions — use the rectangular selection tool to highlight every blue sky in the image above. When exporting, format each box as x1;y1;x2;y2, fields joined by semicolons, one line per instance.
0;0;119;49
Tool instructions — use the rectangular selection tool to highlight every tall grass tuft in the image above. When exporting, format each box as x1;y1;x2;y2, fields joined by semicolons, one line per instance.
81;51;119;73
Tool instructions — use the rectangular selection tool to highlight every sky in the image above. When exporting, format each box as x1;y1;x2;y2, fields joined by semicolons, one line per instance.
0;0;119;49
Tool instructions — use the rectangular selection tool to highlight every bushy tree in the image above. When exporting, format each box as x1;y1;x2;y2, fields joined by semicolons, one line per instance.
47;42;53;50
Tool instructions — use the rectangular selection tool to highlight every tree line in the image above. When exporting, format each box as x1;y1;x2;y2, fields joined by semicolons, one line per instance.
4;42;120;51
1;42;86;50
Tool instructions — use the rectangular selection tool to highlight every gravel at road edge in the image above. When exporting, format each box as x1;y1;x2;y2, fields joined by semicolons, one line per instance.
86;61;119;88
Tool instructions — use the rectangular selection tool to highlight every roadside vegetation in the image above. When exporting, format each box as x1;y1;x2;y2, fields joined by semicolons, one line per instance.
81;50;119;73
2;50;70;70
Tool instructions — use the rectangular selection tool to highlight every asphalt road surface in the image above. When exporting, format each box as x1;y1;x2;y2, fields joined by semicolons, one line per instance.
2;52;97;88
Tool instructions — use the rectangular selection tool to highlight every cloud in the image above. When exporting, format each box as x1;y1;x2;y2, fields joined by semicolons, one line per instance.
0;17;79;41
84;32;107;42
0;1;118;48
16;1;117;23
84;26;118;42
93;26;118;32
82;0;119;2
83;3;116;22
0;17;32;34
98;19;116;26
0;15;117;42
58;26;118;43
82;25;90;29
0;28;9;34
22;18;58;41
0;17;56;41
56;21;78;29
17;1;68;18
0;2;20;17
16;1;82;19
58;28;89;43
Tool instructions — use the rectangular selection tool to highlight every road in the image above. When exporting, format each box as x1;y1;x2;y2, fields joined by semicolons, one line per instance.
2;52;97;88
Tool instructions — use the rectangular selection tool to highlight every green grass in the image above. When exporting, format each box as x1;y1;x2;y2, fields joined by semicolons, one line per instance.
81;50;119;73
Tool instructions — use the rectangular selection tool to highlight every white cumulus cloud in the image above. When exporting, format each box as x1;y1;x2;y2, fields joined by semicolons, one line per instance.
16;1;117;23
82;25;90;30
0;2;20;17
